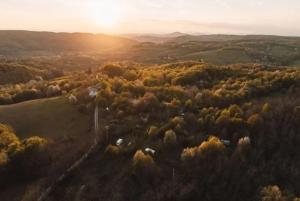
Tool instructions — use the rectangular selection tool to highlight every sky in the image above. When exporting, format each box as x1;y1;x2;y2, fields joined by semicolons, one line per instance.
1;0;300;35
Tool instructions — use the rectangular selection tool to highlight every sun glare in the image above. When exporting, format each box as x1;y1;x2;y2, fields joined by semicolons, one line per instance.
91;0;121;28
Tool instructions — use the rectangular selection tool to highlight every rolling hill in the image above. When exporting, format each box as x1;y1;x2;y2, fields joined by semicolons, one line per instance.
0;97;91;139
0;30;137;57
0;96;93;201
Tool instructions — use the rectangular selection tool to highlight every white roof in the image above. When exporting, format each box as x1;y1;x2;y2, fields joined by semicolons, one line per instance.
116;138;124;146
145;148;156;154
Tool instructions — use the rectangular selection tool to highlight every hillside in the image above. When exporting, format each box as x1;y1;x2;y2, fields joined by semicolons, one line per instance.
0;97;90;139
0;97;93;201
1;62;300;201
0;30;137;56
2;32;300;67
120;34;300;65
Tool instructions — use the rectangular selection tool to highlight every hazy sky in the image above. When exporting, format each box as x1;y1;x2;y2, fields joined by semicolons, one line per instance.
1;0;300;35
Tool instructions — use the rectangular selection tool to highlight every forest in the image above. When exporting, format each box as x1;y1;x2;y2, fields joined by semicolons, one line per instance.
1;31;300;201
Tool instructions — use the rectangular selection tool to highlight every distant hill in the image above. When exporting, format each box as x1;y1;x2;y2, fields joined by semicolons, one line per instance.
169;34;300;43
123;32;188;43
0;30;137;56
121;34;300;65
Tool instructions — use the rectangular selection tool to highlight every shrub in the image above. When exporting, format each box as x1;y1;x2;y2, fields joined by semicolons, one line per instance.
164;129;177;147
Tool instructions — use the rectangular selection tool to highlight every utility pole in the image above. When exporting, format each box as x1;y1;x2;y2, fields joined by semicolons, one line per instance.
172;168;175;186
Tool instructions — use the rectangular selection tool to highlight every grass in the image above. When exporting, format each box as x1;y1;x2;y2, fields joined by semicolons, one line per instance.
0;96;93;201
0;96;90;140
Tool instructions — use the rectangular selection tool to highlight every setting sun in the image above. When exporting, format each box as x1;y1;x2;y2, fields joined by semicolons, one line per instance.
90;0;120;28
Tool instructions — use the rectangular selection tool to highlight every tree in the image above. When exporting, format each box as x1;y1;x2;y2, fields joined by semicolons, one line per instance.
132;150;156;180
260;185;285;201
148;126;159;138
181;136;225;161
105;144;121;155
102;64;124;77
247;113;263;128
164;129;177;147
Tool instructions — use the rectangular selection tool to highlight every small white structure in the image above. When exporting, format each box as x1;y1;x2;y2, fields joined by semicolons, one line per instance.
221;140;231;146
145;148;156;155
116;138;124;146
88;84;102;98
68;94;78;104
88;88;98;98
